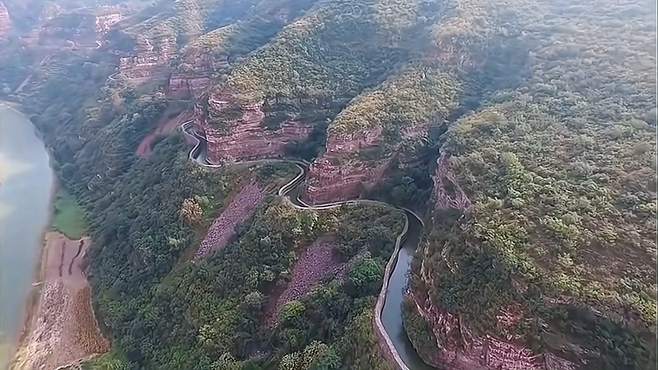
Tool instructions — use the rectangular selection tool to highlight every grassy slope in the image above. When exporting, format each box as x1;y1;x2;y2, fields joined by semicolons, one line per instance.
52;190;88;239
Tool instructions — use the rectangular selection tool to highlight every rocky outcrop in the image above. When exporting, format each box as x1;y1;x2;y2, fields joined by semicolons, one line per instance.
168;74;213;100
0;2;10;40
409;292;576;370
95;10;122;34
304;120;431;204
433;152;472;210
119;34;175;83
168;50;228;99
304;127;390;204
196;92;314;164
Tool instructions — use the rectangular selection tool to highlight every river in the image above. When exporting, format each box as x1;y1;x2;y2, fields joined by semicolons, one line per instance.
0;104;54;367
382;211;433;369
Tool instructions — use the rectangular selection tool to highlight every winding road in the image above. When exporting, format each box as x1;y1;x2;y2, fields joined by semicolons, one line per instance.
181;121;433;370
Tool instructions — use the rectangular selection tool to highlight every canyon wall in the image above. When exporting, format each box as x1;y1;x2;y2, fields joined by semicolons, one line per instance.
168;48;228;99
304;114;433;204
119;33;176;84
196;91;314;164
304;127;391;204
409;290;576;370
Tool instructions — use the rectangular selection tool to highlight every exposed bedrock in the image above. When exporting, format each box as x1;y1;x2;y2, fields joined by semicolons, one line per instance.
167;51;228;99
433;152;472;211
119;35;175;83
304;122;431;204
0;2;10;40
168;74;212;100
195;91;314;164
410;291;576;370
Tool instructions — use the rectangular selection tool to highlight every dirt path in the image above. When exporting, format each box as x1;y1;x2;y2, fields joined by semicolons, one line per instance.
11;232;109;370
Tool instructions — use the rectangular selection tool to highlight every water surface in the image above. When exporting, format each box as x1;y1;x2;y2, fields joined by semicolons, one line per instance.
0;104;54;367
382;211;434;369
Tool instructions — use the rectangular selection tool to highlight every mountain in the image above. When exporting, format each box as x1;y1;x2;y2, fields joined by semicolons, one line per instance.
0;0;654;369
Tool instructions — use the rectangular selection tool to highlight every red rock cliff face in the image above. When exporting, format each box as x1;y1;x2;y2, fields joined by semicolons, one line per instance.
304;121;431;204
304;128;389;204
409;290;576;370
196;91;313;164
119;35;175;83
168;49;228;99
0;2;10;40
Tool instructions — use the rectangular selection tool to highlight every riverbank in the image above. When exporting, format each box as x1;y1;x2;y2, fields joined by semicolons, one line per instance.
11;232;109;369
0;103;55;368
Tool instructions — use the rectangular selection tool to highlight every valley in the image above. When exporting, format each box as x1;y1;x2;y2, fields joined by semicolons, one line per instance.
0;0;655;369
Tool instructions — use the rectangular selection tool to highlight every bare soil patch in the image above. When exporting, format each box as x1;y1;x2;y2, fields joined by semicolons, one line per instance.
12;232;109;370
136;110;191;158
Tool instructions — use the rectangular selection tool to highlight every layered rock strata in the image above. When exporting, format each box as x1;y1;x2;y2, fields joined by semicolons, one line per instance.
196;92;314;164
119;34;175;83
410;291;576;370
304;121;431;204
304;127;389;204
168;51;228;99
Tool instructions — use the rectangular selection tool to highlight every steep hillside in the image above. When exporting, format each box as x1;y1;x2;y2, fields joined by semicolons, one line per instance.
193;0;435;164
408;0;657;369
0;0;654;369
169;0;318;99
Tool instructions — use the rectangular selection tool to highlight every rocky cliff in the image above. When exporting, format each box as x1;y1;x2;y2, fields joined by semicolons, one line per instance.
409;290;576;370
119;32;176;84
0;2;10;40
196;91;314;164
304;127;394;204
303;65;461;204
167;35;229;99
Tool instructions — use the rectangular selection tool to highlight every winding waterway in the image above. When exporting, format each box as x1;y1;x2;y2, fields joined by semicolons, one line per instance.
382;211;433;370
0;104;54;367
182;122;433;369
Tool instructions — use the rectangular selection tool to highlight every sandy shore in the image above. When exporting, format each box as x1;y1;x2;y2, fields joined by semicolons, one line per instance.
11;232;109;370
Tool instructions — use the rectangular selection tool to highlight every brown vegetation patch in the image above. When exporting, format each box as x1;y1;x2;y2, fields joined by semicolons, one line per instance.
194;182;265;259
264;237;346;326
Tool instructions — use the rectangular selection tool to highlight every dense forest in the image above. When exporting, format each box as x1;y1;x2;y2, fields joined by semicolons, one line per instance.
0;0;655;369
407;0;657;369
